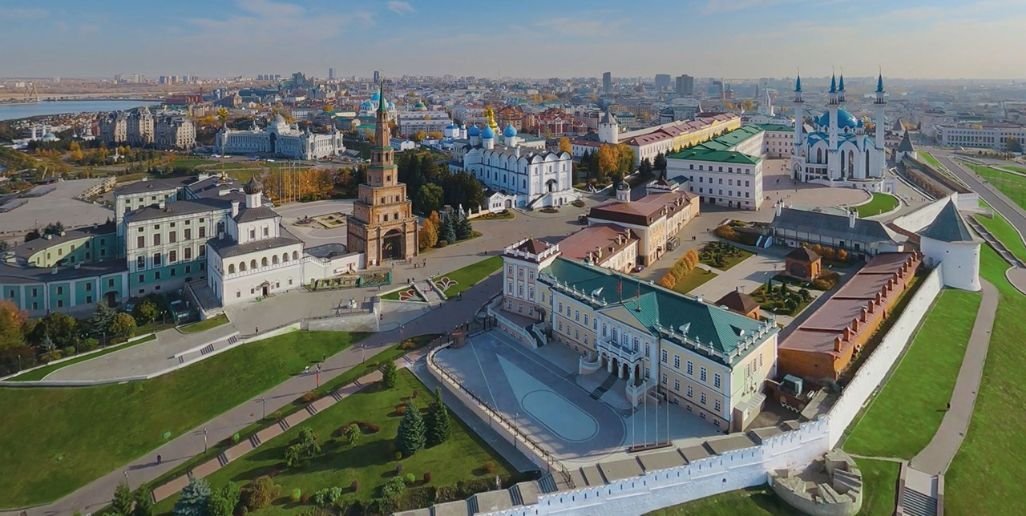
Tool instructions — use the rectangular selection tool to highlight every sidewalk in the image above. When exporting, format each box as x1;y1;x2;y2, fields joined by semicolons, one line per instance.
1;275;502;516
909;280;997;476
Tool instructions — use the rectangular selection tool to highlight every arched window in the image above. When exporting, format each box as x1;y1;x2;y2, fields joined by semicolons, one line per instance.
239;261;247;272
261;257;268;267
292;251;299;261
228;263;236;274
283;252;289;262
272;255;279;265
816;148;823;164
250;259;257;269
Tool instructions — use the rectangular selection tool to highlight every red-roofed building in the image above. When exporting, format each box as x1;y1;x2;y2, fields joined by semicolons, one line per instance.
557;224;638;273
586;180;699;265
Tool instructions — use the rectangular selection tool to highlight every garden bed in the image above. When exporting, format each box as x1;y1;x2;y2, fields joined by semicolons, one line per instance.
750;279;814;316
699;242;753;271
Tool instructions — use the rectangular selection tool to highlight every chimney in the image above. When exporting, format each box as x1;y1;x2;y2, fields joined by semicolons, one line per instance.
843;327;852;340
851;318;859;332
868;301;875;314
860;307;868;322
231;200;240;217
834;336;843;352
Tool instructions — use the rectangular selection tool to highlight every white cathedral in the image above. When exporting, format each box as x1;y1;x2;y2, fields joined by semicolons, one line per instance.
791;73;888;189
215;113;344;161
450;108;578;210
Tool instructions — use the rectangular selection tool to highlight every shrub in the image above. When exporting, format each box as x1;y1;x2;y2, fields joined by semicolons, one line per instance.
301;391;318;403
381;477;407;500
405;473;416;485
381;361;398;388
423;472;433;484
394;404;407;416
364;422;381;433
436;240;448;248
240;476;279;511
340;423;361;446
351;479;360;493
61;345;77;358
79;338;99;353
232;432;241;444
571;199;585;207
290;488;302;503
435;485;459;502
312;486;344;508
482;461;497;475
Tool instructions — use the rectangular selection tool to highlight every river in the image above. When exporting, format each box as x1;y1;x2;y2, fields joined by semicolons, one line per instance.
0;100;161;121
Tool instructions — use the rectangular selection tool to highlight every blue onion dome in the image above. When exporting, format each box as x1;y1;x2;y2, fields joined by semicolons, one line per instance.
371;90;380;102
360;100;374;111
817;109;859;130
503;123;517;138
481;126;495;139
468;124;481;137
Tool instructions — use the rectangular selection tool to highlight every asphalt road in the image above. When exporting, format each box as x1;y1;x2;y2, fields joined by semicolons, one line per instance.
932;150;1026;238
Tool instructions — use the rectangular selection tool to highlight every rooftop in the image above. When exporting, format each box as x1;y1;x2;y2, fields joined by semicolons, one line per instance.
207;234;301;259
920;200;976;243
114;176;194;196
588;189;694;226
125;198;229;223
557;224;636;263
539;257;774;365
772;207;900;244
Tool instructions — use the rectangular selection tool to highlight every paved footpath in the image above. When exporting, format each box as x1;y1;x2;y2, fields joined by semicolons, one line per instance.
909;279;998;476
2;275;501;516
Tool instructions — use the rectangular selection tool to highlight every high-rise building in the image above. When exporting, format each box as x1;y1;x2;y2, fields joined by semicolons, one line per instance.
654;74;671;91
675;74;694;96
602;72;612;94
328;67;335;81
373;70;380;83
347;87;418;267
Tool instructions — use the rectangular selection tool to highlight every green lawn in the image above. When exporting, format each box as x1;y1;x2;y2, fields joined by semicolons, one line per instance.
671;268;717;294
919;151;942;169
178;313;230;334
645;487;791;515
381;287;425;302
5;334;157;382
969;163;1026;212
0;331;364;507
645;458;898;516
699;242;753;271
843;289;981;458
973;208;1026;264
1007;164;1026;174
854;458;901;516
854;192;900;218
945;247;1026;516
154;369;513;515
433;255;502;298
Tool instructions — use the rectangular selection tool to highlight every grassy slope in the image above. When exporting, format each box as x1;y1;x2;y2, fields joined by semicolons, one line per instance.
435;255;502;297
154;370;512;514
970;164;1026;211
918;151;942;169
973;209;1026;264
0;331;361;507
843;289;981;458
178;313;230;334
855;458;901;516
855;192;900;217
945;246;1026;516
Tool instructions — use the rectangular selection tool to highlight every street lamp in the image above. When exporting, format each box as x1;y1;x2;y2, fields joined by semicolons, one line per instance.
203;427;208;453
259;397;266;419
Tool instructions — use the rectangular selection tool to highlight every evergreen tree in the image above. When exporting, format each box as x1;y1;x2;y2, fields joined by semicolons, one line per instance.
426;387;451;447
381;361;398;388
441;214;457;244
173;478;212;516
638;158;653;179
206;482;240;516
455;212;473;241
132;488;153;516
88;303;116;340
111;481;134;516
654;152;668;178
395;401;426;457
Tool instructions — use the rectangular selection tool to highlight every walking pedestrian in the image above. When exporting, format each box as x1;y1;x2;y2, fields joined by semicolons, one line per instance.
157;454;162;465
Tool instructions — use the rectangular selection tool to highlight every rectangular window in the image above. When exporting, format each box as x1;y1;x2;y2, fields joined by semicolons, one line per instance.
184;247;192;260
155;271;161;280
185;228;192;240
138;274;144;283
661;373;667;385
85;283;92;291
700;367;707;382
137;236;145;248
169;231;177;243
714;373;721;388
687;385;693;398
714;400;721;412
263;227;269;237
56;286;63;295
700;392;706;405
199;227;206;238
169;250;177;263
674;379;680;391
674;355;680;369
687;361;693;375
153;234;161;246
137;256;145;269
153;253;161;266
661;350;668;363
199;246;205;256
108;279;115;288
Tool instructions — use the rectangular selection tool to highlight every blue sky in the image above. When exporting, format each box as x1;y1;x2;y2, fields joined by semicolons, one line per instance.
2;0;1024;79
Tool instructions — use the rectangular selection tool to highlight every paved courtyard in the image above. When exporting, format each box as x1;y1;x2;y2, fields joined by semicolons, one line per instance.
0;178;114;237
433;331;718;464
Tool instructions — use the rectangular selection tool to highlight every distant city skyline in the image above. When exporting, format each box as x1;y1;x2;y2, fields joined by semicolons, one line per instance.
2;0;1025;80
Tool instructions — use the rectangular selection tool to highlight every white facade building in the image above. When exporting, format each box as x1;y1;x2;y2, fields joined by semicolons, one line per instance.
936;123;1026;151
215;114;344;160
790;73;887;189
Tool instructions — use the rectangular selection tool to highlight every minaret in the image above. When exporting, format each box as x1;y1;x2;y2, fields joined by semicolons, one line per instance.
792;74;804;181
872;71;887;178
827;73;840;180
837;73;846;104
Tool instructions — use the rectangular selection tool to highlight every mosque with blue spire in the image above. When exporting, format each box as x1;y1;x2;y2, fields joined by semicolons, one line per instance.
790;71;888;188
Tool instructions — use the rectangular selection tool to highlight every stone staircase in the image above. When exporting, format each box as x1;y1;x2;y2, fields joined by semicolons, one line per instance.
967;216;1026;267
418;280;445;304
537;473;559;493
901;485;938;516
589;371;619;400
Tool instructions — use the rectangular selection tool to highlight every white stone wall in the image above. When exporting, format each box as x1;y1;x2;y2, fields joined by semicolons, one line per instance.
922;238;982;292
301;252;365;282
489;419;831;516
827;267;942;447
213;243;304;306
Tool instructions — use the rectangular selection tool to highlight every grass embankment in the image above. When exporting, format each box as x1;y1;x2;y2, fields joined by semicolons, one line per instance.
918;151;942;169
154;369;512;514
177;313;230;334
969;163;1026;211
433;255;502;298
972;205;1026;264
945;246;1026;515
842;289;981;458
0;331;364;507
854;192;899;218
5;334;157;382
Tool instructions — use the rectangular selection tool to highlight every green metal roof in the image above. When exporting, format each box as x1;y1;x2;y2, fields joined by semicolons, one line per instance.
667;148;761;165
756;123;793;133
666;124;769;165
540;258;773;365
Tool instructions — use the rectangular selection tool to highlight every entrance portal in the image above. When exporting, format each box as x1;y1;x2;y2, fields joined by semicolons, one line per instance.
261;283;270;297
382;229;404;260
104;291;118;307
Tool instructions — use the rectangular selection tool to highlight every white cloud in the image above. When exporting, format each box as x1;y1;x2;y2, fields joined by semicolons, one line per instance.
387;1;415;15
